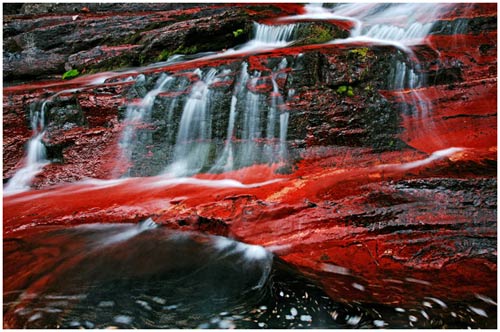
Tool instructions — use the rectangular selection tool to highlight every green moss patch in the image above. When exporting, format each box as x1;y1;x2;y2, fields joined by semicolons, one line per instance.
337;85;354;97
62;69;80;80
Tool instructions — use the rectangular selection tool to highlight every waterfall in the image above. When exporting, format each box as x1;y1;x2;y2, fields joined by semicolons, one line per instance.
363;22;433;42
314;3;447;147
211;62;250;173
4;101;50;193
252;22;296;44
237;77;262;168
268;58;289;161
161;59;290;177
226;22;298;54
5;77;124;193
118;73;173;173
330;3;454;44
166;68;218;176
283;3;452;46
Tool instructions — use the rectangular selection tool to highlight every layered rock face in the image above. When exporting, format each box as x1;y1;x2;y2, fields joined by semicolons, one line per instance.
3;3;497;328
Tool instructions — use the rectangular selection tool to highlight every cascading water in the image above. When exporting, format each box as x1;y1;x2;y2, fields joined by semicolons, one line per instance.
5;73;134;194
210;62;250;173
225;22;298;54
163;61;291;177
118;73;173;175
252;22;296;45
330;3;451;42
109;4;456;179
317;3;454;149
166;68;218;176
4;101;49;193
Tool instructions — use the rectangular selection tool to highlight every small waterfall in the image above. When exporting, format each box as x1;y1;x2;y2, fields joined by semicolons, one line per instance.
252;22;296;44
268;58;289;161
99;218;158;246
279;112;289;160
4;102;49;193
228;22;298;54
211;62;250;173
166;68;218;176
315;3;447;148
330;3;453;44
363;22;433;42
162;58;290;177
118;73;173;173
5;76;125;193
237;75;262;168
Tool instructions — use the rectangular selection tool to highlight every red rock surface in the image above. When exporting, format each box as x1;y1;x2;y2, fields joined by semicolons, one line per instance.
3;3;497;323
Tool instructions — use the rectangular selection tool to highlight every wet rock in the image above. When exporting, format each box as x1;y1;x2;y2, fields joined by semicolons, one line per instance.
137;8;254;63
66;45;143;72
3;48;66;81
3;4;305;82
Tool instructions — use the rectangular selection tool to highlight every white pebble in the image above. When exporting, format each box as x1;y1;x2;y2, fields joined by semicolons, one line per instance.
422;301;432;308
164;305;178;310
474;293;497;306
409;315;418;322
373;320;385;327
300;315;312;322
285;315;294;320
425;296;447;308
258;322;265;327
347;315;361;325
290;307;298;316
152;297;166;305
395;307;405;312
218;319;235;329
136;300;152;311
113;315;132;324
98;301;115;307
28;312;42;322
352;283;365;291
468;306;488;317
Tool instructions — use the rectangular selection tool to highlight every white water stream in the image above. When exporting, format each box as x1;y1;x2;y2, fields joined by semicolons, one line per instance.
5;99;54;194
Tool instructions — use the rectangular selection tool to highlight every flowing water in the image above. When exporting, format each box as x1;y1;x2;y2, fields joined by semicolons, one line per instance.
3;3;496;329
4;101;49;193
4;221;496;329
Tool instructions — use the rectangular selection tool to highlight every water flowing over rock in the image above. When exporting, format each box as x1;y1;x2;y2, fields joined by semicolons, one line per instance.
3;3;497;329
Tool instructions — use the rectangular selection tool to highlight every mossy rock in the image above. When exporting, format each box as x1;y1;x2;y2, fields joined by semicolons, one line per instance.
348;47;370;62
293;22;349;46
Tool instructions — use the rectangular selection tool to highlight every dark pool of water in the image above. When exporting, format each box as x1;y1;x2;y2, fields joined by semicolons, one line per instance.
3;220;497;329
